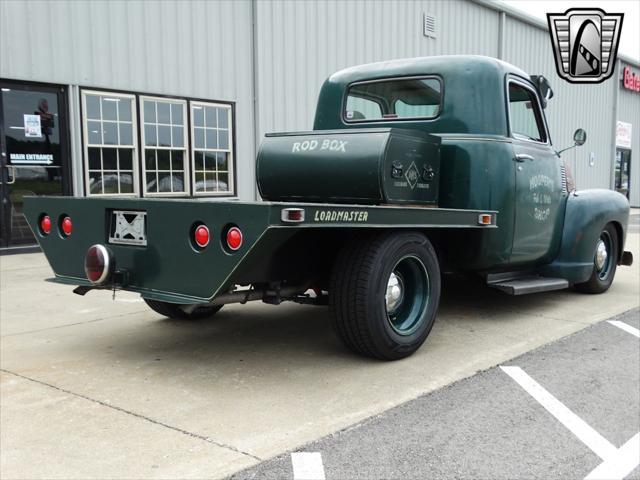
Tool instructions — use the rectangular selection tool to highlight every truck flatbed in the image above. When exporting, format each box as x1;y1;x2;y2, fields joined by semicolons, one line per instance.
26;196;496;305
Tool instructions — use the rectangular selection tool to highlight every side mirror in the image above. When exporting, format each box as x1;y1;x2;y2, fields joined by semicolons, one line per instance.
573;128;587;146
557;128;587;156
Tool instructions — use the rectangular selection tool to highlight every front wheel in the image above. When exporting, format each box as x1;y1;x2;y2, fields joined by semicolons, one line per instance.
329;231;441;360
575;223;619;294
144;299;222;320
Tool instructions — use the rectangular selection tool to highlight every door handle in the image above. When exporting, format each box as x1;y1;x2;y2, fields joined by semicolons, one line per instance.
1;165;16;185
514;154;535;162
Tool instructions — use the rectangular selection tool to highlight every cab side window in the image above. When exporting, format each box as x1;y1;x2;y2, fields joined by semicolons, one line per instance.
508;82;547;143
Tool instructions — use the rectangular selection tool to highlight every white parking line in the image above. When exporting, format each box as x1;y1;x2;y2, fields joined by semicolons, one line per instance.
501;366;640;480
500;366;616;460
291;452;326;480
607;320;640;338
585;433;640;480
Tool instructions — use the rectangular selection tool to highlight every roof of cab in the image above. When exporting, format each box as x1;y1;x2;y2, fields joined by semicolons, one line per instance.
313;55;534;136
327;55;530;85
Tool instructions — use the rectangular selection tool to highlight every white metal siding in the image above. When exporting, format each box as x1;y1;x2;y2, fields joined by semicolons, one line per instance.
254;0;500;137
0;0;257;200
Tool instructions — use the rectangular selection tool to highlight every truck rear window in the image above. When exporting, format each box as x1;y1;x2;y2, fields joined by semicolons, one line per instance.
344;77;442;122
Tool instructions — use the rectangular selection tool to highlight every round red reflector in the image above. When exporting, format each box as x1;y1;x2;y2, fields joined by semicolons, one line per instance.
194;225;210;248
61;216;73;236
40;215;52;235
226;227;243;251
84;244;111;284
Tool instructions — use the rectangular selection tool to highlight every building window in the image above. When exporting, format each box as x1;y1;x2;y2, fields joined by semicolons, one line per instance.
80;90;235;198
191;101;234;195
140;97;189;195
82;91;137;195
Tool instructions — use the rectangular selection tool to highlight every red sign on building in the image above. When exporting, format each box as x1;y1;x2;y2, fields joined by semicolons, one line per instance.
623;66;640;93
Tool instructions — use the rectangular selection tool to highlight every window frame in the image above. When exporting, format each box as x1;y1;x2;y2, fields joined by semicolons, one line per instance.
505;77;550;145
81;89;139;197
342;75;443;124
139;95;190;197
189;100;235;197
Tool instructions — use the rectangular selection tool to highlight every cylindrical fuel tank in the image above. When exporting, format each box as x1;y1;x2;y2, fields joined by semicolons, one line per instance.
257;128;440;205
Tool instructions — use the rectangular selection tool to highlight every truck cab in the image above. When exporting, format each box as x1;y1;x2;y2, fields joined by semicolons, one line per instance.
313;56;570;271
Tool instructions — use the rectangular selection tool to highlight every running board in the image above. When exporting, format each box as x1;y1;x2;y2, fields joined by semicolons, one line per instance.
488;276;569;295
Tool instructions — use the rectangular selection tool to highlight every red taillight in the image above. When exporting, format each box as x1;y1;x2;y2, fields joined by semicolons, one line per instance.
40;215;52;235
281;208;305;223
85;244;111;284
194;225;210;248
61;216;73;236
478;213;493;226
226;227;243;251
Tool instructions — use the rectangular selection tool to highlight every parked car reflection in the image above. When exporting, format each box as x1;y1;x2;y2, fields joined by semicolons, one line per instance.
195;178;228;193
89;173;134;195
146;175;184;193
88;174;228;195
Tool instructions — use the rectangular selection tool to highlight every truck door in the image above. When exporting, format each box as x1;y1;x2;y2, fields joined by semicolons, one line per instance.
507;79;564;265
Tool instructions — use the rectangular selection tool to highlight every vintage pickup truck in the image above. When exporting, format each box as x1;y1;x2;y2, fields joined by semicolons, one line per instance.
25;56;633;360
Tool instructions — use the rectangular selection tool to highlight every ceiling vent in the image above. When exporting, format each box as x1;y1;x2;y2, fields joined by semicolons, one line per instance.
423;12;437;39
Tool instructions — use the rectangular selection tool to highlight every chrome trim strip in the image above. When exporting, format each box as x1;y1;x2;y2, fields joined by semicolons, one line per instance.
437;134;512;143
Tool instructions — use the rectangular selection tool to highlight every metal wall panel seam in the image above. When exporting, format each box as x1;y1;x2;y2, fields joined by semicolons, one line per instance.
68;85;82;196
611;59;620;190
251;0;260;200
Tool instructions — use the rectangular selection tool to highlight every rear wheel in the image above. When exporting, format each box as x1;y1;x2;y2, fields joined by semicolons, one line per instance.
329;231;441;360
144;299;222;320
575;223;619;294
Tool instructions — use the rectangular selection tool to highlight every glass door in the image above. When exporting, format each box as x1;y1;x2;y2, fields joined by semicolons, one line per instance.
0;81;70;249
615;148;631;199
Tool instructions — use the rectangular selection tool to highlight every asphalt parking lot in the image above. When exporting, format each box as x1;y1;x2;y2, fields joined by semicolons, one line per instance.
237;308;639;480
1;228;639;479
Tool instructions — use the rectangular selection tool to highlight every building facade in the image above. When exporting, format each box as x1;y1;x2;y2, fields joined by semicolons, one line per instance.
1;0;638;252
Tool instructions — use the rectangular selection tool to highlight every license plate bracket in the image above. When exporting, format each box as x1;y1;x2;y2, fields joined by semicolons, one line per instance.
109;210;147;246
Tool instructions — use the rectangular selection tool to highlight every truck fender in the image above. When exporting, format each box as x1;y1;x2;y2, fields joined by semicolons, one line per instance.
541;189;630;283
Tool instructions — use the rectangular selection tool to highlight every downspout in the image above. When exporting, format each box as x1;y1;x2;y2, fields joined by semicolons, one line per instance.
610;59;620;190
250;0;261;201
497;11;506;60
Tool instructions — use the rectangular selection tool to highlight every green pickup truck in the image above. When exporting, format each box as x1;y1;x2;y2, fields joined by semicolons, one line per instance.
25;56;633;360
